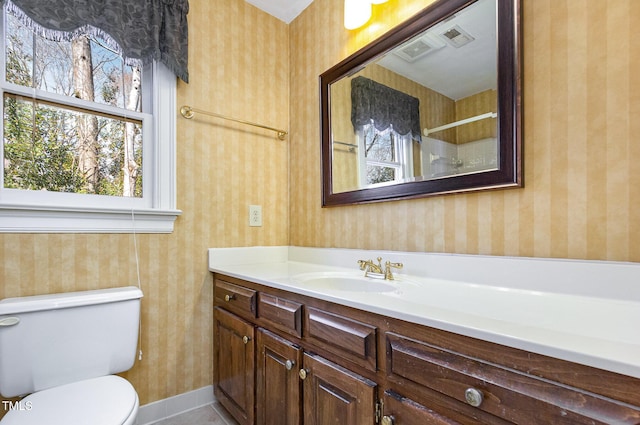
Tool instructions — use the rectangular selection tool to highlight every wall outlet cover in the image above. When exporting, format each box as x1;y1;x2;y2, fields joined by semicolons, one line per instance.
249;205;262;227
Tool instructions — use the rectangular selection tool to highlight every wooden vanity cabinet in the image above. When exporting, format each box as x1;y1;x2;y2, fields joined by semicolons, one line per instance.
213;307;255;425
381;390;466;425
213;274;640;425
255;338;377;425
256;328;302;425
215;279;257;317
214;275;378;425
305;306;377;372
383;329;640;425
301;352;377;425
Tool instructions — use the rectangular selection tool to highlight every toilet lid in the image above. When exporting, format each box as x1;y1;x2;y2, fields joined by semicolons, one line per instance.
1;375;138;425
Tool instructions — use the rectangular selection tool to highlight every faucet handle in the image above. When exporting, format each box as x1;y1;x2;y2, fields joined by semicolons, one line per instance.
357;259;369;270
384;261;403;280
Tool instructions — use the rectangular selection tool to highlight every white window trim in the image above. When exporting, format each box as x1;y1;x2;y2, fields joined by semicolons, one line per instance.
357;125;414;188
0;57;181;233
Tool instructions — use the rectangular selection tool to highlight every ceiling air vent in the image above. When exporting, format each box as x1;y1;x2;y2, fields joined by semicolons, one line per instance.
441;25;475;48
393;33;445;63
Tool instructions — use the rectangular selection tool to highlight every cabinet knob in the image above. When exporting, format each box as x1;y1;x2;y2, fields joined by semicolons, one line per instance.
464;387;484;407
299;368;308;380
224;294;236;302
285;360;295;370
381;415;394;425
242;335;251;344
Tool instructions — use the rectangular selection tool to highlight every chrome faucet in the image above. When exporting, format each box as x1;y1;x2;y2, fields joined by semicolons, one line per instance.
358;257;403;280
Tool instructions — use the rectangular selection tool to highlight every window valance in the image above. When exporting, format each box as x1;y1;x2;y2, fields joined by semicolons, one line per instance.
351;76;422;142
4;0;189;83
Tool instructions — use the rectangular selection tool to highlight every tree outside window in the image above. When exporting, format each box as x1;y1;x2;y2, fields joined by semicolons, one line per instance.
359;122;413;187
3;12;143;199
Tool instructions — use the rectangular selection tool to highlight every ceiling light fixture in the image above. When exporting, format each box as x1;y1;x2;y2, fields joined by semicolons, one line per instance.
344;0;372;30
343;0;388;30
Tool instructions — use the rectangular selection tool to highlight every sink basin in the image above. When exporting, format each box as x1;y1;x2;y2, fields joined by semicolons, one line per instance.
293;272;398;293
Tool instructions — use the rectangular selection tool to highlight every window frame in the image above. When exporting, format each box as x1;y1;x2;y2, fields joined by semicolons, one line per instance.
357;124;414;188
0;9;180;233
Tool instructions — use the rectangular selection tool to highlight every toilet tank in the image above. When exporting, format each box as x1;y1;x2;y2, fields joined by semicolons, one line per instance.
0;286;143;398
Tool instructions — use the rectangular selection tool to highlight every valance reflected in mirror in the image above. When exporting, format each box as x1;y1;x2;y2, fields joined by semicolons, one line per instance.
321;0;522;206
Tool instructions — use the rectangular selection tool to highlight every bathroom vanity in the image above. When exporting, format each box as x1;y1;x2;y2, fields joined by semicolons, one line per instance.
209;247;640;425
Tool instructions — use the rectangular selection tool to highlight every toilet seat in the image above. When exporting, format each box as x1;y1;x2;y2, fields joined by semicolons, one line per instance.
0;375;138;425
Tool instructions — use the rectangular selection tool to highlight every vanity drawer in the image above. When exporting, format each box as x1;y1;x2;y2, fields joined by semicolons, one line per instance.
305;307;376;371
258;293;303;337
386;332;640;425
215;279;257;317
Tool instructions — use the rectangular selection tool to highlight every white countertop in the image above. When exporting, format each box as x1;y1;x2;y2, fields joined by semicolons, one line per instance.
208;246;640;379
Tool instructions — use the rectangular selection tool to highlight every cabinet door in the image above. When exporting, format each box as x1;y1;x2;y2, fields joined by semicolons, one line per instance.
214;307;255;425
256;328;302;425
382;390;463;425
301;352;377;425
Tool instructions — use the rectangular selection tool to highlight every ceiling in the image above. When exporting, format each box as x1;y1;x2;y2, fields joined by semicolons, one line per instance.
245;0;497;101
245;0;313;23
376;0;496;100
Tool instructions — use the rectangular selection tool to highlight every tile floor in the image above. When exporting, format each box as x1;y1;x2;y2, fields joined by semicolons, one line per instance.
150;402;239;425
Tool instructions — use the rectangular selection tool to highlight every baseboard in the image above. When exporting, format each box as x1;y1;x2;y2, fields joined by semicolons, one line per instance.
135;385;215;425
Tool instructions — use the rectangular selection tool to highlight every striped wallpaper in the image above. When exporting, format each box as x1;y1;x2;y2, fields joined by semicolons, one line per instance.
290;0;640;262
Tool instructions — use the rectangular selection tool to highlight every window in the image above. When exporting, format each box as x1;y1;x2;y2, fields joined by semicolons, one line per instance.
358;122;414;187
0;7;179;233
349;76;421;189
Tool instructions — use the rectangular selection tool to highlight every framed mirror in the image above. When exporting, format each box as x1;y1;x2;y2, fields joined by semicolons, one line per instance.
321;0;522;206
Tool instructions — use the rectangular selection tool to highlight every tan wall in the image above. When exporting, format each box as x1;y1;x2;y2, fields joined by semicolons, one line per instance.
455;89;497;144
290;0;640;262
0;0;289;410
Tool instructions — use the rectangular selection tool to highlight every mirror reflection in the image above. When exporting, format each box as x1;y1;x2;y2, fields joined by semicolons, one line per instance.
330;0;498;194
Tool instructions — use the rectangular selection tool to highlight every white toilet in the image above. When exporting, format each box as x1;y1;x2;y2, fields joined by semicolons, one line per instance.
0;286;143;425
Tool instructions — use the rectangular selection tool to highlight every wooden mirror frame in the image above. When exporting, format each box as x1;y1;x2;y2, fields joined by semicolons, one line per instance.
320;0;522;207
